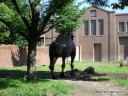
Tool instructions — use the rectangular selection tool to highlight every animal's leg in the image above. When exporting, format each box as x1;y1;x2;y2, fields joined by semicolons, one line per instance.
49;57;57;79
70;53;75;76
60;57;66;77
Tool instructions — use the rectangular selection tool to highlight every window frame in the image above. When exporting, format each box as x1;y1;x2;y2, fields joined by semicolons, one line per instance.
118;22;125;33
98;19;104;35
90;10;96;17
91;20;96;36
84;20;89;36
37;35;45;46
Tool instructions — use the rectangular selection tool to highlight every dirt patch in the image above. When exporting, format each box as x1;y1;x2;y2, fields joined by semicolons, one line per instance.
62;80;128;96
0;69;128;96
59;69;128;96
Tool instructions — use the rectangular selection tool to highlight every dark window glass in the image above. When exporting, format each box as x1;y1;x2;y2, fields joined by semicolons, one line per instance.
37;36;45;46
91;20;96;35
119;22;125;32
84;20;89;35
90;10;96;17
98;19;104;35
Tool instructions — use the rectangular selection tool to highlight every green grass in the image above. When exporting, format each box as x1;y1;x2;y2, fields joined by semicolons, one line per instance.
112;78;128;86
73;61;128;73
0;65;74;96
0;61;128;96
0;78;73;96
73;61;128;86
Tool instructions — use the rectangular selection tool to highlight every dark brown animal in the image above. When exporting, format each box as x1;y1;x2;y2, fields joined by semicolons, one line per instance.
49;33;76;79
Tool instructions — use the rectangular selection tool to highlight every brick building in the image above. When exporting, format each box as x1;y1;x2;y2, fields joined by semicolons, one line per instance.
40;6;128;62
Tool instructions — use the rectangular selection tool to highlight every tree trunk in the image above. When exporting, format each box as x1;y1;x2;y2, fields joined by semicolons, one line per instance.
27;38;37;81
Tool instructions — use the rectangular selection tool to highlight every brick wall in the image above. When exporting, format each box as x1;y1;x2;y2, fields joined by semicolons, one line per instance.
0;45;62;67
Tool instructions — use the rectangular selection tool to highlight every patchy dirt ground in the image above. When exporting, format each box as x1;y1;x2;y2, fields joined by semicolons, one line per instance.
58;69;128;96
0;69;128;96
63;80;128;96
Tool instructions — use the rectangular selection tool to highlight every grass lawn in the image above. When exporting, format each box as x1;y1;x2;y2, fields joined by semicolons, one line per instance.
0;61;128;96
73;62;128;86
0;78;72;96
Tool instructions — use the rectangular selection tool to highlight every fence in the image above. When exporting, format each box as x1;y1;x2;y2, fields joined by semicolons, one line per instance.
0;45;81;67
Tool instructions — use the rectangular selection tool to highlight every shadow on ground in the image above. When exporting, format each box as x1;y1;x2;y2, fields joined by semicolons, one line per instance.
3;68;128;89
1;68;128;90
0;68;108;81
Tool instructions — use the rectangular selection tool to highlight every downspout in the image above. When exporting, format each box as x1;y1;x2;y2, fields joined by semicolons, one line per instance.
108;12;110;62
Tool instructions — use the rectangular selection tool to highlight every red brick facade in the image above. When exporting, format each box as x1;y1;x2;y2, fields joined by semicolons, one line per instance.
1;7;128;67
0;45;62;67
44;7;128;62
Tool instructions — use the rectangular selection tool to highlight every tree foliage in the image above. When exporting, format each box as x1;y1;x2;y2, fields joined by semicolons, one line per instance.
84;0;109;7
52;1;86;34
52;0;109;34
0;2;28;45
111;0;128;9
10;0;74;81
0;0;110;81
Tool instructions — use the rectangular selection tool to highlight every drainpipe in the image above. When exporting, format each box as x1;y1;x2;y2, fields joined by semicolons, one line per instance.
108;12;110;62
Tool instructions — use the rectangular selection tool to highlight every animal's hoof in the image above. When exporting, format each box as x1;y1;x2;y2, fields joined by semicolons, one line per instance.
60;72;65;77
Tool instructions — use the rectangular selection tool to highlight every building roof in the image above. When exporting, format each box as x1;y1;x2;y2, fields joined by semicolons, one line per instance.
115;13;128;16
88;6;115;13
88;6;128;15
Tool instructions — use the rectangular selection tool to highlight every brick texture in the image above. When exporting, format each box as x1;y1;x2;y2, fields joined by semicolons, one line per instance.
0;45;62;67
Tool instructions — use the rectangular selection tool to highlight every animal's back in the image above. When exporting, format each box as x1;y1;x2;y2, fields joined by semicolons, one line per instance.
49;36;76;58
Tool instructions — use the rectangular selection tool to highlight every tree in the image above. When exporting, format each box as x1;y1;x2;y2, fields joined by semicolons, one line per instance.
52;1;86;34
84;0;109;7
52;0;109;35
111;0;128;9
1;0;75;81
0;2;15;44
0;2;28;45
0;0;109;81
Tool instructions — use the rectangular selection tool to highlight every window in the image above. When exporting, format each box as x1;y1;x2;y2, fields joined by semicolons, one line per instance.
90;10;96;17
98;19;104;35
91;20;96;35
37;35;45;46
84;20;89;35
119;22;125;32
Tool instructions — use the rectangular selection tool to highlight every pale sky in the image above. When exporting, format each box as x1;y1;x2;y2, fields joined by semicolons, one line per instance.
106;0;128;13
77;0;128;13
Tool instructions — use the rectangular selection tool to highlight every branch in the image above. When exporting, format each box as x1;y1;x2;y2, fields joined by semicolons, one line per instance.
22;0;32;20
42;11;77;34
12;0;30;31
29;0;40;15
29;0;35;18
42;22;60;34
19;31;28;41
37;0;67;37
0;18;28;40
28;0;40;33
38;10;55;36
0;18;12;30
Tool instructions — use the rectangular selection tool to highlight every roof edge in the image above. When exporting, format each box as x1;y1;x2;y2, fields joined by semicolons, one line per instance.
115;13;128;16
88;6;115;13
